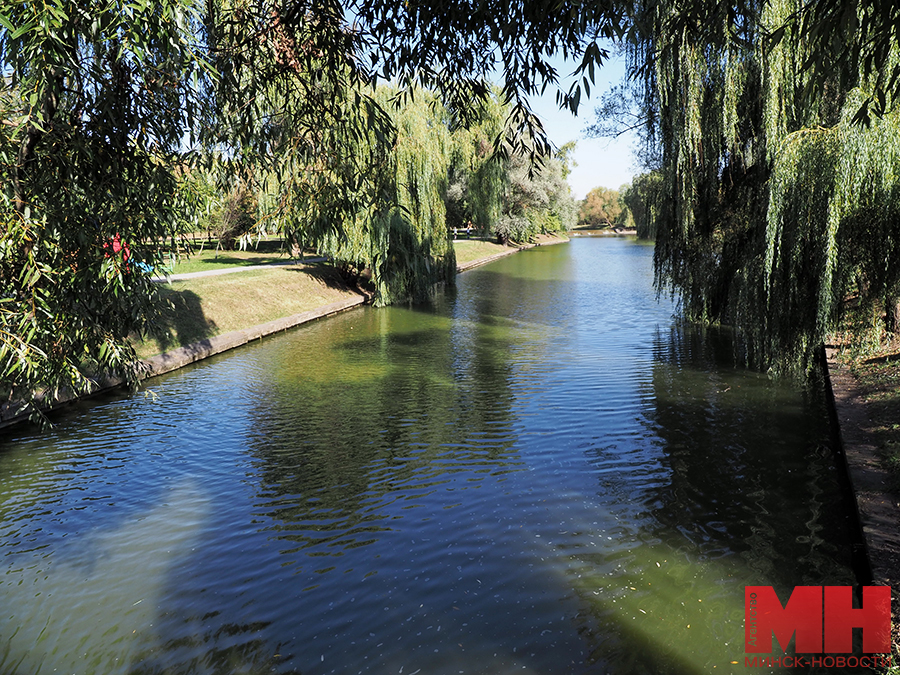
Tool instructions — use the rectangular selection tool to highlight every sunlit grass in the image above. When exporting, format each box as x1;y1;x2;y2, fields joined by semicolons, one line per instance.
158;240;307;275
453;238;510;264
133;264;360;359
133;238;568;362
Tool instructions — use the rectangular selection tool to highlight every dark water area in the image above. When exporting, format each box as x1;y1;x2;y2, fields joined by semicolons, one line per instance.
0;238;860;674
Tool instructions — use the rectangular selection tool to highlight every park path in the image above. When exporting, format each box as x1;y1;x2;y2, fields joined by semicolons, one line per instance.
151;257;326;283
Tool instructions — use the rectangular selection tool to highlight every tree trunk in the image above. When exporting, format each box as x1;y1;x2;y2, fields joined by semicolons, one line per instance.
15;70;62;215
886;296;900;335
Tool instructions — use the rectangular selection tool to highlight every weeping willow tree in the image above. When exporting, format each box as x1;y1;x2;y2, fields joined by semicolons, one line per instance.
620;171;664;239
446;92;509;236
619;0;900;374
282;87;456;305
0;0;209;414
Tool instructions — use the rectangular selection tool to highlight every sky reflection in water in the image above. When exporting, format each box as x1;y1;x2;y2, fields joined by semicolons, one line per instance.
0;239;856;674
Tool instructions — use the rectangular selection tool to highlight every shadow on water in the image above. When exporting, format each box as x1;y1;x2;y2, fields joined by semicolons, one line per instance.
0;239;867;675
555;319;861;673
645;320;856;583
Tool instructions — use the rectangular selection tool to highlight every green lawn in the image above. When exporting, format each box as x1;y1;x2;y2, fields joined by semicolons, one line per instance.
452;238;510;264
134;263;360;359
160;236;515;274
151;238;315;275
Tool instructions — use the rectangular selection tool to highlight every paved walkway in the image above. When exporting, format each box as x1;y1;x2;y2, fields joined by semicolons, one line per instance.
825;349;900;648
152;257;327;283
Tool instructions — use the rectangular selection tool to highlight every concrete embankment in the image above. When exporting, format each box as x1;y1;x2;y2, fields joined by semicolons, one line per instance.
142;295;366;378
825;349;900;648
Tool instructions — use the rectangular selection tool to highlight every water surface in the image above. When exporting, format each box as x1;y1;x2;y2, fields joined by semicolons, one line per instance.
0;238;856;674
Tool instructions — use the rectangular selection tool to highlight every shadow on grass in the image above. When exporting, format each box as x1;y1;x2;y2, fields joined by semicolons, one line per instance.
194;255;288;268
283;263;368;295
146;288;217;354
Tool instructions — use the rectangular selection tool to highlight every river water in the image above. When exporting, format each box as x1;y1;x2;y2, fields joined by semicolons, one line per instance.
0;238;858;674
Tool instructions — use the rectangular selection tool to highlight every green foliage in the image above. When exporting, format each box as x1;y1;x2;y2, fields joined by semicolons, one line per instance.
620;172;664;239
578;186;622;228
621;0;900;375
445;93;509;235
1;0;626;408
212;183;259;251
297;88;456;306
0;192;161;407
0;0;206;408
763;100;900;369
556;141;578;179
778;0;900;124
495;153;576;243
352;1;626;158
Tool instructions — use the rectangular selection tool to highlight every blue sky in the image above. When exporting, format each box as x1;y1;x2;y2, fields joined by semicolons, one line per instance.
528;51;639;200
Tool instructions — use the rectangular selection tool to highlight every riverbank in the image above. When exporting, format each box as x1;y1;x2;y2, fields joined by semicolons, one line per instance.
568;228;638;237
826;349;900;660
139;234;567;370
0;235;568;429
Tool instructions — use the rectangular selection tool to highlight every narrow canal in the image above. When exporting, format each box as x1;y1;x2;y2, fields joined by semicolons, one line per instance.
0;238;858;674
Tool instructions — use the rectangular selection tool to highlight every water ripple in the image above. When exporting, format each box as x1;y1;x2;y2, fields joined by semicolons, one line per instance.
0;239;857;675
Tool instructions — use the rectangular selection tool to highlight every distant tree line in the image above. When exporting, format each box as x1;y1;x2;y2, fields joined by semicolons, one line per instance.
575;172;661;239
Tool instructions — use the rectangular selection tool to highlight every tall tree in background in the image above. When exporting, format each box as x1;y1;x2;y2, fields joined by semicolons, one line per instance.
619;172;663;239
446;93;509;237
496;152;577;243
578;186;622;228
308;88;456;305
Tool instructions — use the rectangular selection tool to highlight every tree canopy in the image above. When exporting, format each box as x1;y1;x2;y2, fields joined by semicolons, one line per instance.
1;0;208;408
4;0;899;414
608;0;900;374
578;186;623;229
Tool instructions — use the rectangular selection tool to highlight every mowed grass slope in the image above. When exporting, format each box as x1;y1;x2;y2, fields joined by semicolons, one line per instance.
134;263;361;359
452;238;509;265
134;236;567;360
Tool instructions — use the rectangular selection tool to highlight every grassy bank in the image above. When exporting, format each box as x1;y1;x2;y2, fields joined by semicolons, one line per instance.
154;238;308;275
135;263;360;359
452;238;510;265
135;236;568;361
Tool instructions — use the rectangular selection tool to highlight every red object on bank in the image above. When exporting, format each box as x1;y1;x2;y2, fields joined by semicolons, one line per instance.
105;233;131;261
112;233;130;260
